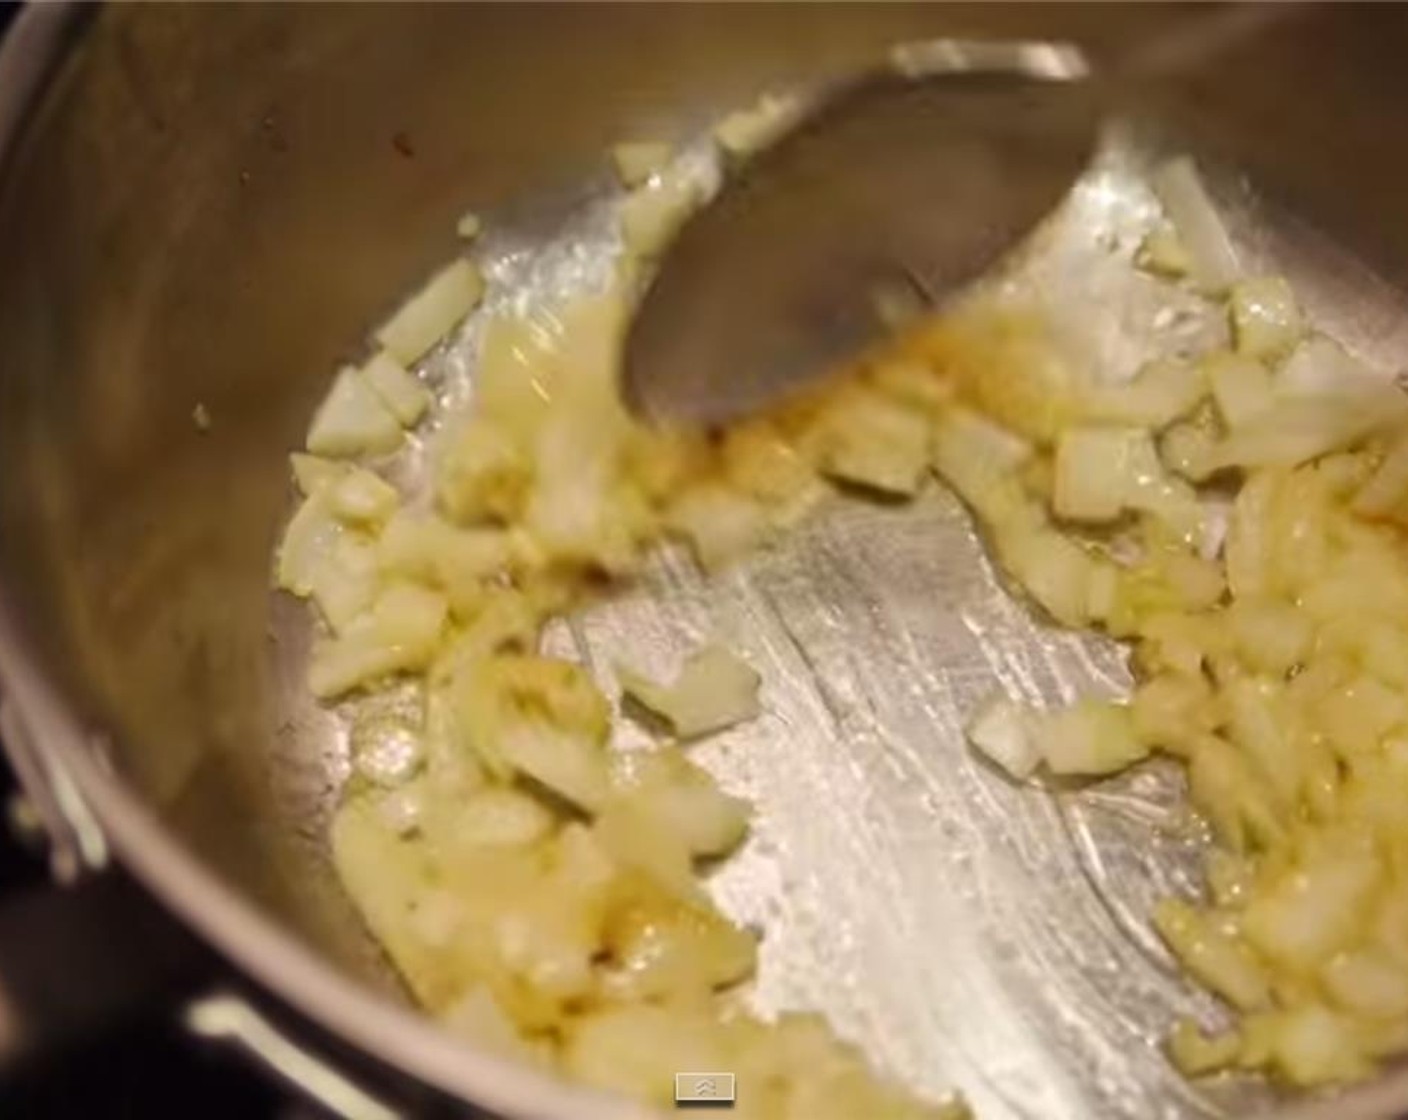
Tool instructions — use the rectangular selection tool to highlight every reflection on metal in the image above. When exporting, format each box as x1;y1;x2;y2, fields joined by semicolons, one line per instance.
889;39;1089;83
0;701;108;882
185;992;399;1120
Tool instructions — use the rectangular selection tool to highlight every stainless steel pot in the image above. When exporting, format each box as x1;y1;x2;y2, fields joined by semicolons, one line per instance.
4;4;1408;1119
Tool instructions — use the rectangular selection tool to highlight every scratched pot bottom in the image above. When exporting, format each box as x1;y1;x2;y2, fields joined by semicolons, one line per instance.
267;124;1408;1120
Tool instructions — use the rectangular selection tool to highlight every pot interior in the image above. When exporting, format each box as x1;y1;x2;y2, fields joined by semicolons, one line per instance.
5;5;1408;1118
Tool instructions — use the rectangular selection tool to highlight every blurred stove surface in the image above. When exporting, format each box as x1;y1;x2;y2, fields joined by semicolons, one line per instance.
0;753;293;1119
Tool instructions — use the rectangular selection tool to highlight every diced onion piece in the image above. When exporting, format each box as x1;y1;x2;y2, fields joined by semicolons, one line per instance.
618;643;761;740
995;521;1098;628
600;890;757;1003
965;694;1039;779
436;416;532;525
867;358;958;420
455;211;482;241
306;367;403;458
1082;358;1204;429
501;724;612;813
1324;947;1408;1020
1136;225;1193;278
611;141;673;187
1054;426;1146;522
375;259;484;366
713;92;800;158
450;787;556;849
328;467;399;526
1230;276;1302;362
1187;735;1283;851
936;405;1032;472
1269;1004;1372;1087
1227;598;1313;677
1167;1018;1241;1077
720;419;823;508
375;786;424;836
1053;426;1197;537
361;350;432;427
1151;156;1239;292
275;489;342;596
1352;429;1408;520
1154;898;1270;1011
1131;674;1216;750
1204;351;1274;428
378;512;516;615
290;453;343;496
1242;848;1382;973
309;582;448;699
593;799;698;901
667;483;773;571
309;536;379;633
1033;699;1146;776
816;389;930;495
329;796;455;1005
932;406;1041;529
1277;334;1388;398
1160;420;1219;483
620;172;701;258
1316;674;1407;758
562;1003;732;1106
613;746;751;857
449;653;610;798
1210;386;1408;470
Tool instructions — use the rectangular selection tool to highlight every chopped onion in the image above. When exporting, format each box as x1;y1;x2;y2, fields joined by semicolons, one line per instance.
620;172;701;258
1278;334;1388;398
1167;1018;1240;1076
1159;420;1219;483
309;582;448;699
455;211;482;241
815;387;930;495
1230;276;1302;362
666;484;773;571
1151;156;1240;292
618;644;761;740
1353;430;1408;520
374;259;484;366
1081;357;1205;429
305;367;403;458
1210;387;1408;470
360;350;432;427
289;452;344;497
1243;848;1381;972
1205;351;1274;428
1053;426;1147;522
1154;898;1270;1011
611;141;673;188
1136;225;1193;279
965;694;1039;779
712;92;800;158
328;467;399;526
612;746;751;857
1033;699;1146;776
446;787;554;850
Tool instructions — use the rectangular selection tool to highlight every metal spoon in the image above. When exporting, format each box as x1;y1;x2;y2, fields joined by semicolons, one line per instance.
623;11;1292;427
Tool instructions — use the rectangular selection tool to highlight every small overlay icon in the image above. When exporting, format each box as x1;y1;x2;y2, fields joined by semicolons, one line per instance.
674;1072;736;1109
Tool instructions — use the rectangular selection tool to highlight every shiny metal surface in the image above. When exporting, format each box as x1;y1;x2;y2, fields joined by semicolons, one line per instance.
5;5;1408;1120
624;42;1095;425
